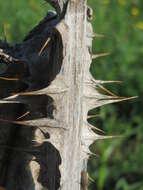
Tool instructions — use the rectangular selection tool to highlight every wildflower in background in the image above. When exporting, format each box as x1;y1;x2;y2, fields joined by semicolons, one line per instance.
131;7;139;17
118;0;125;6
104;0;110;5
136;21;143;30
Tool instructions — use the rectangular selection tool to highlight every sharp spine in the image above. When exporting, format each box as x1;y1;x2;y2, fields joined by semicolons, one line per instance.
39;37;51;56
92;52;111;59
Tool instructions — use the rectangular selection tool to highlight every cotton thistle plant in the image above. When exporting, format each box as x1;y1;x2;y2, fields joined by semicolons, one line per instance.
0;0;136;190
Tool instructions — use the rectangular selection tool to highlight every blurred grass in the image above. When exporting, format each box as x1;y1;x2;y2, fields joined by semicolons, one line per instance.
0;0;143;190
88;0;143;190
0;0;51;43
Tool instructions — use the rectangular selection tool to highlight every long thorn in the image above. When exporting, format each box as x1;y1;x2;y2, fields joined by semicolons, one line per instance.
87;33;104;38
97;84;118;97
97;135;121;140
39;37;51;56
99;96;138;101
85;150;99;158
87;114;100;119
0;118;18;124
16;111;30;120
93;33;104;38
0;100;19;104
0;76;19;81
87;122;105;134
91;78;122;84
12;86;68;96
92;52;111;59
88;175;96;183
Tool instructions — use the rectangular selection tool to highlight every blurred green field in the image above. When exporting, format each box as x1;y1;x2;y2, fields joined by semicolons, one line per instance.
0;0;143;190
88;1;143;190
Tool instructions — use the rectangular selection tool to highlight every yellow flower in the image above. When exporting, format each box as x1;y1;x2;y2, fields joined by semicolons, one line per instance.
136;22;143;30
131;7;139;17
104;0;110;5
118;0;125;6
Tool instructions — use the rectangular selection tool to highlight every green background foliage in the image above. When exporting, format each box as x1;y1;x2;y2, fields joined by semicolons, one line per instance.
0;0;142;189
